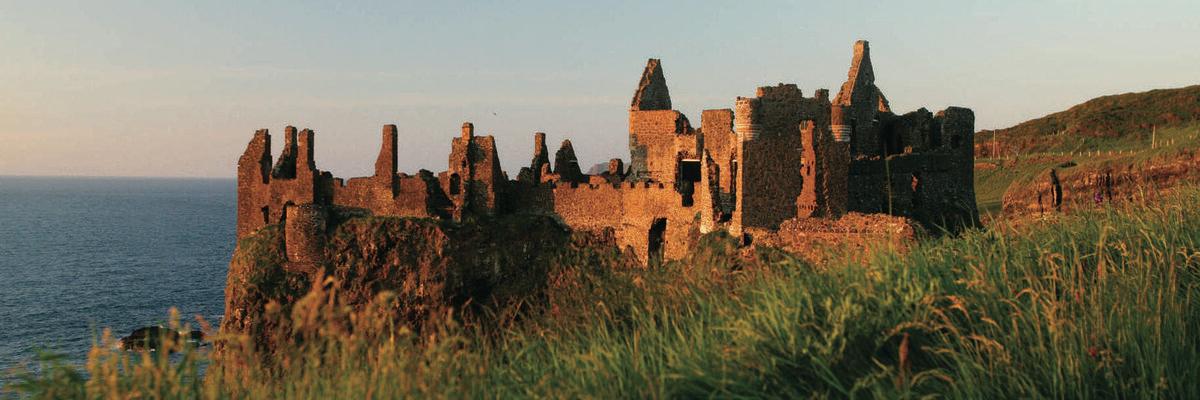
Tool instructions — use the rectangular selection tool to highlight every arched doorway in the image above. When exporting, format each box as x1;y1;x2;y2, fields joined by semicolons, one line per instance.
647;218;667;264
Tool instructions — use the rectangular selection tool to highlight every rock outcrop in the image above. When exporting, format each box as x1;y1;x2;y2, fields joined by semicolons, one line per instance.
221;210;632;354
1002;149;1200;215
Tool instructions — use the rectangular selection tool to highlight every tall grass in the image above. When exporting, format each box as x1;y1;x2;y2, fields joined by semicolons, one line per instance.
7;189;1200;399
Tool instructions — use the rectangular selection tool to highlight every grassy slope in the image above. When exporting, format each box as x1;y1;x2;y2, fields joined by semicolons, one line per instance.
8;187;1200;398
975;117;1200;217
973;84;1200;216
976;85;1200;153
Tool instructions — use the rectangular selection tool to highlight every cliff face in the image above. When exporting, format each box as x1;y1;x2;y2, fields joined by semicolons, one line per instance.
1002;149;1200;215
221;211;633;353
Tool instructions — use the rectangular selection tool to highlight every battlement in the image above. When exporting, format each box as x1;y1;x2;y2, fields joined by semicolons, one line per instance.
236;40;979;264
755;83;803;99
544;181;672;191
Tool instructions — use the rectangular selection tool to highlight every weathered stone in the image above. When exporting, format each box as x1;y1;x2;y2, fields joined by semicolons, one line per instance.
529;132;550;183
630;58;671;111
233;40;978;267
553;140;584;183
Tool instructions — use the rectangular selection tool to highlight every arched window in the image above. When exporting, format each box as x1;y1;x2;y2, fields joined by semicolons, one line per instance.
450;173;461;195
647;218;667;265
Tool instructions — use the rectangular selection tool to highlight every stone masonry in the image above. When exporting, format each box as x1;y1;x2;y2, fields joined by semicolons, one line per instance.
236;41;979;265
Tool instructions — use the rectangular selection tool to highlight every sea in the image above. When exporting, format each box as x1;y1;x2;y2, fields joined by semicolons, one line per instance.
0;176;233;378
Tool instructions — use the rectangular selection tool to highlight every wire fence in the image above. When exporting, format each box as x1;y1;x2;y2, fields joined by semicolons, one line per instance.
976;132;1196;162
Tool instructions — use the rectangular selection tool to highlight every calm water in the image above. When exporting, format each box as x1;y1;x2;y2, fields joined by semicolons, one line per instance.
0;177;233;375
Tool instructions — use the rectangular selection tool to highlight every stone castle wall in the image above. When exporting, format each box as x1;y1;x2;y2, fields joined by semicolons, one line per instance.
846;107;979;231
235;40;979;265
506;181;703;262
628;110;697;182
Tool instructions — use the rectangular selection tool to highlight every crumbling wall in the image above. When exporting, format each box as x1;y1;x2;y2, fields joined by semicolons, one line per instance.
517;132;551;183
755;212;921;265
733;85;832;232
847;107;978;231
548;183;625;230
332;174;437;218
328;125;446;219
443;122;505;218
629;110;696;182
236;129;273;237
610;183;700;262
880;109;937;154
696;151;724;233
235;40;981;268
833;40;891;158
507;181;701;264
796;120;848;218
627;58;700;183
238;124;457;241
700;108;737;214
283;203;327;272
235;127;323;237
827;40;978;232
630;58;671;111
553;140;585;183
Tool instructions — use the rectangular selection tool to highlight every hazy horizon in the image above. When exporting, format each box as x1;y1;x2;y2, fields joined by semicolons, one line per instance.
2;1;1198;179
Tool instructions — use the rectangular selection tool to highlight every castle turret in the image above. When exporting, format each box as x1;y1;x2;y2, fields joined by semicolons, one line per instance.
831;104;852;143
734;97;761;141
461;122;474;140
731;97;760;236
284;203;327;272
445;121;504;219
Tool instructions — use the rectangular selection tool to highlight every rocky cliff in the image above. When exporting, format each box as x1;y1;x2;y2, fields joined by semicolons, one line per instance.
220;209;634;354
1001;148;1200;215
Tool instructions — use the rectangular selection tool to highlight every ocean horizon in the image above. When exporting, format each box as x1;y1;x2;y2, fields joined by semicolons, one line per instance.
0;176;234;375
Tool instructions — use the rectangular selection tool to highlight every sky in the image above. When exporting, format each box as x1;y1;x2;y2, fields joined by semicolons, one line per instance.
1;1;1198;178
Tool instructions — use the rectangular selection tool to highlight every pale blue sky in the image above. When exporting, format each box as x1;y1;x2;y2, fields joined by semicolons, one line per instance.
1;1;1197;178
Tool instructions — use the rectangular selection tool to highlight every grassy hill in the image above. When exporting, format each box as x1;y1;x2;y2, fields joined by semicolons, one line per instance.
976;85;1200;157
974;85;1200;217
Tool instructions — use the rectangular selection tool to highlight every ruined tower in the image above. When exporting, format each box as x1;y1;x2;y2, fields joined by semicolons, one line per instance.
833;40;891;157
444;122;505;219
234;40;979;267
374;124;398;195
731;84;836;234
284;203;327;272
628;59;697;182
553;140;584;183
235;127;321;237
630;58;671;111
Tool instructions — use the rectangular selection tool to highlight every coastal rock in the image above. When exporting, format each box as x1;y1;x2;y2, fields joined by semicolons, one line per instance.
118;326;206;351
220;211;631;354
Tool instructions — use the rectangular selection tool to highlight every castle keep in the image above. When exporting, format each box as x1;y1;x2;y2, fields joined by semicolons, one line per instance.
237;41;979;264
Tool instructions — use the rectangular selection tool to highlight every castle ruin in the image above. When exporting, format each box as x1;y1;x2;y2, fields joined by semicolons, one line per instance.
236;41;979;265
